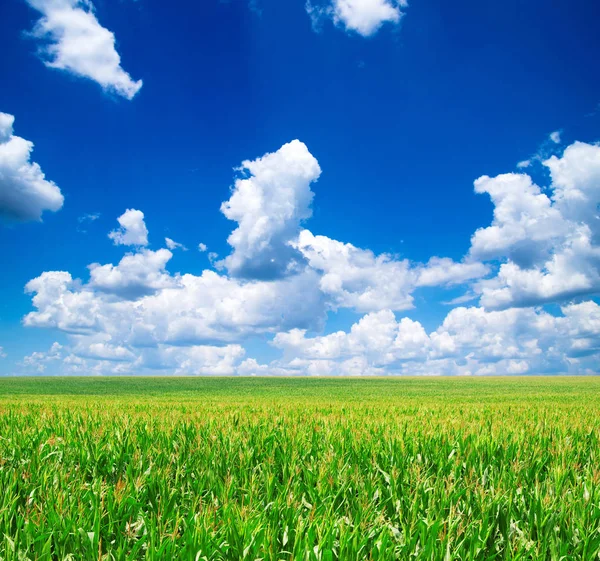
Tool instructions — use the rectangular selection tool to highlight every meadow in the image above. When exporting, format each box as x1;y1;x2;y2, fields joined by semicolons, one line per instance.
0;376;599;560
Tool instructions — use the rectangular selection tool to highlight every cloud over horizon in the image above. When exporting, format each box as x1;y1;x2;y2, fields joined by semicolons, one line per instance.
18;138;600;376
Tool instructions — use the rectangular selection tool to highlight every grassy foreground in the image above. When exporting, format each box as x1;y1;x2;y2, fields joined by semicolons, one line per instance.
0;377;599;560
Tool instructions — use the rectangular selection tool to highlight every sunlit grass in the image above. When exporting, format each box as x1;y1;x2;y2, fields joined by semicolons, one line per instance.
0;377;599;560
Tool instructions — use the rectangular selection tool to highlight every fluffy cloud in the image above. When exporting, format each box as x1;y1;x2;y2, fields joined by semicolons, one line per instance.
546;141;600;238
469;174;567;267
108;209;148;246
25;264;325;347
20;137;600;375
415;257;490;288
0;112;64;222
268;301;600;375
198;242;207;252
22;342;64;373
24;271;101;333
307;0;407;37
294;230;416;311
137;344;246;375
472;141;600;309
23;341;247;376
220;140;321;279
26;0;142;99
88;248;177;299
294;230;488;312
18;139;491;374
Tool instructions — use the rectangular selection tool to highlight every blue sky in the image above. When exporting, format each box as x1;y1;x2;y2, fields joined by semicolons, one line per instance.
0;0;599;375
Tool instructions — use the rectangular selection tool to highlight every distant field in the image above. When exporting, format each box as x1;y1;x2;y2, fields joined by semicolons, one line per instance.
0;377;599;560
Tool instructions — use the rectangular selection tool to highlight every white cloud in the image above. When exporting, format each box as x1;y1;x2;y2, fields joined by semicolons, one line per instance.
24;271;101;333
19;139;493;373
307;0;407;37
294;229;417;311
198;242;207;252
469;173;567;268
25;264;326;348
137;344;246;375
220;139;321;279
550;131;561;144
294;230;488;313
108;209;148;246
24;200;328;353
472;141;600;309
26;0;142;99
415;257;489;287
22;342;63;373
0;111;64;222
273;309;429;365
22;137;600;375
267;301;600;375
72;337;135;362
0;347;6;359
23;341;247;376
165;237;187;251
88;248;177;299
545;141;600;237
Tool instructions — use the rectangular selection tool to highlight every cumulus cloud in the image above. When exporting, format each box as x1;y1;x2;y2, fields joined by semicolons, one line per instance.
0;112;64;222
294;230;488;312
88;248;177;299
137;344;246;375
26;0;142;99
469;173;567;267
306;0;407;37
294;229;417;311
198;242;207;252
471;141;600;309
23;340;247;376
267;302;600;375
22;342;64;373
108;209;148;246
22;136;600;375
220;140;321;279
25;263;326;347
415;257;490;288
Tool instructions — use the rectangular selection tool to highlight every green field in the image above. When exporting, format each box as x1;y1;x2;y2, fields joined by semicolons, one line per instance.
0;377;599;560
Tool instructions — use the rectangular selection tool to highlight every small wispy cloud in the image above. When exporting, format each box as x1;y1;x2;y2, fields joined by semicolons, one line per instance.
442;292;478;306
516;130;563;170
165;237;188;251
78;212;100;223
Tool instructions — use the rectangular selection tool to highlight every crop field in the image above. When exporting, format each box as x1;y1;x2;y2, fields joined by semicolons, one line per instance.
0;377;599;560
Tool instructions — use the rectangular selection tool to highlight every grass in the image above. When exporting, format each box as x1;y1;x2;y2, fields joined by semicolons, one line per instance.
0;376;599;560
